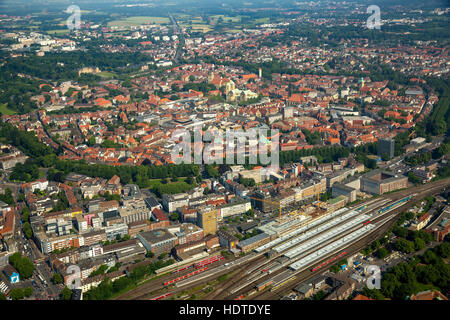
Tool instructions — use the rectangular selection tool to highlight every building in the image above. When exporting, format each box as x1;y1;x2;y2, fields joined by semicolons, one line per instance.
162;193;189;212
0;151;28;170
118;200;151;224
377;138;395;159
332;183;357;202
174;223;204;245
326;195;348;211
409;290;448;300
252;190;278;213
136;229;177;255
197;208;217;236
239;169;263;184
204;234;220;249
105;223;128;241
426;205;450;241
294;283;313;299
218;199;251;219
236;232;270;253
144;197;162;211
324;275;356;300
2;265;20;284
127;220;151;238
217;229;238;250
283;106;294;119
361;170;408;195
81;230;106;247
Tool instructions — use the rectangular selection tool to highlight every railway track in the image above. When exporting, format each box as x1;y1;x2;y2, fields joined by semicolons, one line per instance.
115;178;449;300
243;180;449;300
203;256;267;300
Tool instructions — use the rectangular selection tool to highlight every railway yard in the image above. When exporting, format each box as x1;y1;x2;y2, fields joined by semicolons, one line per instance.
116;177;450;301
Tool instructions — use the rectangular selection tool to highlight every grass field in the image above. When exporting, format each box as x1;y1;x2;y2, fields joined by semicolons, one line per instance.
46;29;70;35
147;177;188;189
97;71;116;79
181;23;212;33
254;17;270;24
0;103;17;115
107;16;170;27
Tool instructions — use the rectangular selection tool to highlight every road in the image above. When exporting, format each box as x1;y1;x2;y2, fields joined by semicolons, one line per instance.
169;13;184;63
121;177;449;301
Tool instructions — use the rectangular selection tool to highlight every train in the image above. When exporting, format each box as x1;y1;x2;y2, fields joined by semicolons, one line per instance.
168;255;224;275
171;264;193;274
311;251;347;272
150;292;172;300
270;275;296;292
193;255;224;269
378;196;412;214
163;266;208;286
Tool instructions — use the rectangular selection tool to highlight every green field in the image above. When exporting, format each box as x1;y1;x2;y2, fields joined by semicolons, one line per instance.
97;71;116;79
147;177;188;189
254;17;270;24
181;23;212;33
46;29;70;35
107;16;170;27
0;103;17;115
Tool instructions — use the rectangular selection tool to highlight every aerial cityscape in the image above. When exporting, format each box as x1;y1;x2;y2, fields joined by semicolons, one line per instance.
0;0;448;305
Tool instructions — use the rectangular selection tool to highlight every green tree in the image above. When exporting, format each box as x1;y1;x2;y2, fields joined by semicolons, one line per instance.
53;273;63;284
376;247;389;259
23;221;33;239
9;288;25;300
169;212;179;221
414;238;426;251
8;252;34;279
62;286;72;300
395;238;415;253
24;287;33;297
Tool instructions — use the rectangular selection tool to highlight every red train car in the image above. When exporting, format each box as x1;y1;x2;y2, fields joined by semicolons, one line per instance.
164;267;208;286
171;264;193;274
193;255;224;269
311;251;347;272
151;292;172;300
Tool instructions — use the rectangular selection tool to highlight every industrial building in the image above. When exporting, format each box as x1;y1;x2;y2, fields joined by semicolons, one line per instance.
236;232;270;253
136;229;177;255
332;183;357;202
361;170;408;195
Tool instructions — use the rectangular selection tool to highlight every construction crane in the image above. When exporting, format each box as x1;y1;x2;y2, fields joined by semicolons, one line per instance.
247;196;283;225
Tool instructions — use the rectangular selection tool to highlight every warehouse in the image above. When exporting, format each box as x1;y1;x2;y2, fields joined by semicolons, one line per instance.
236;232;270;253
